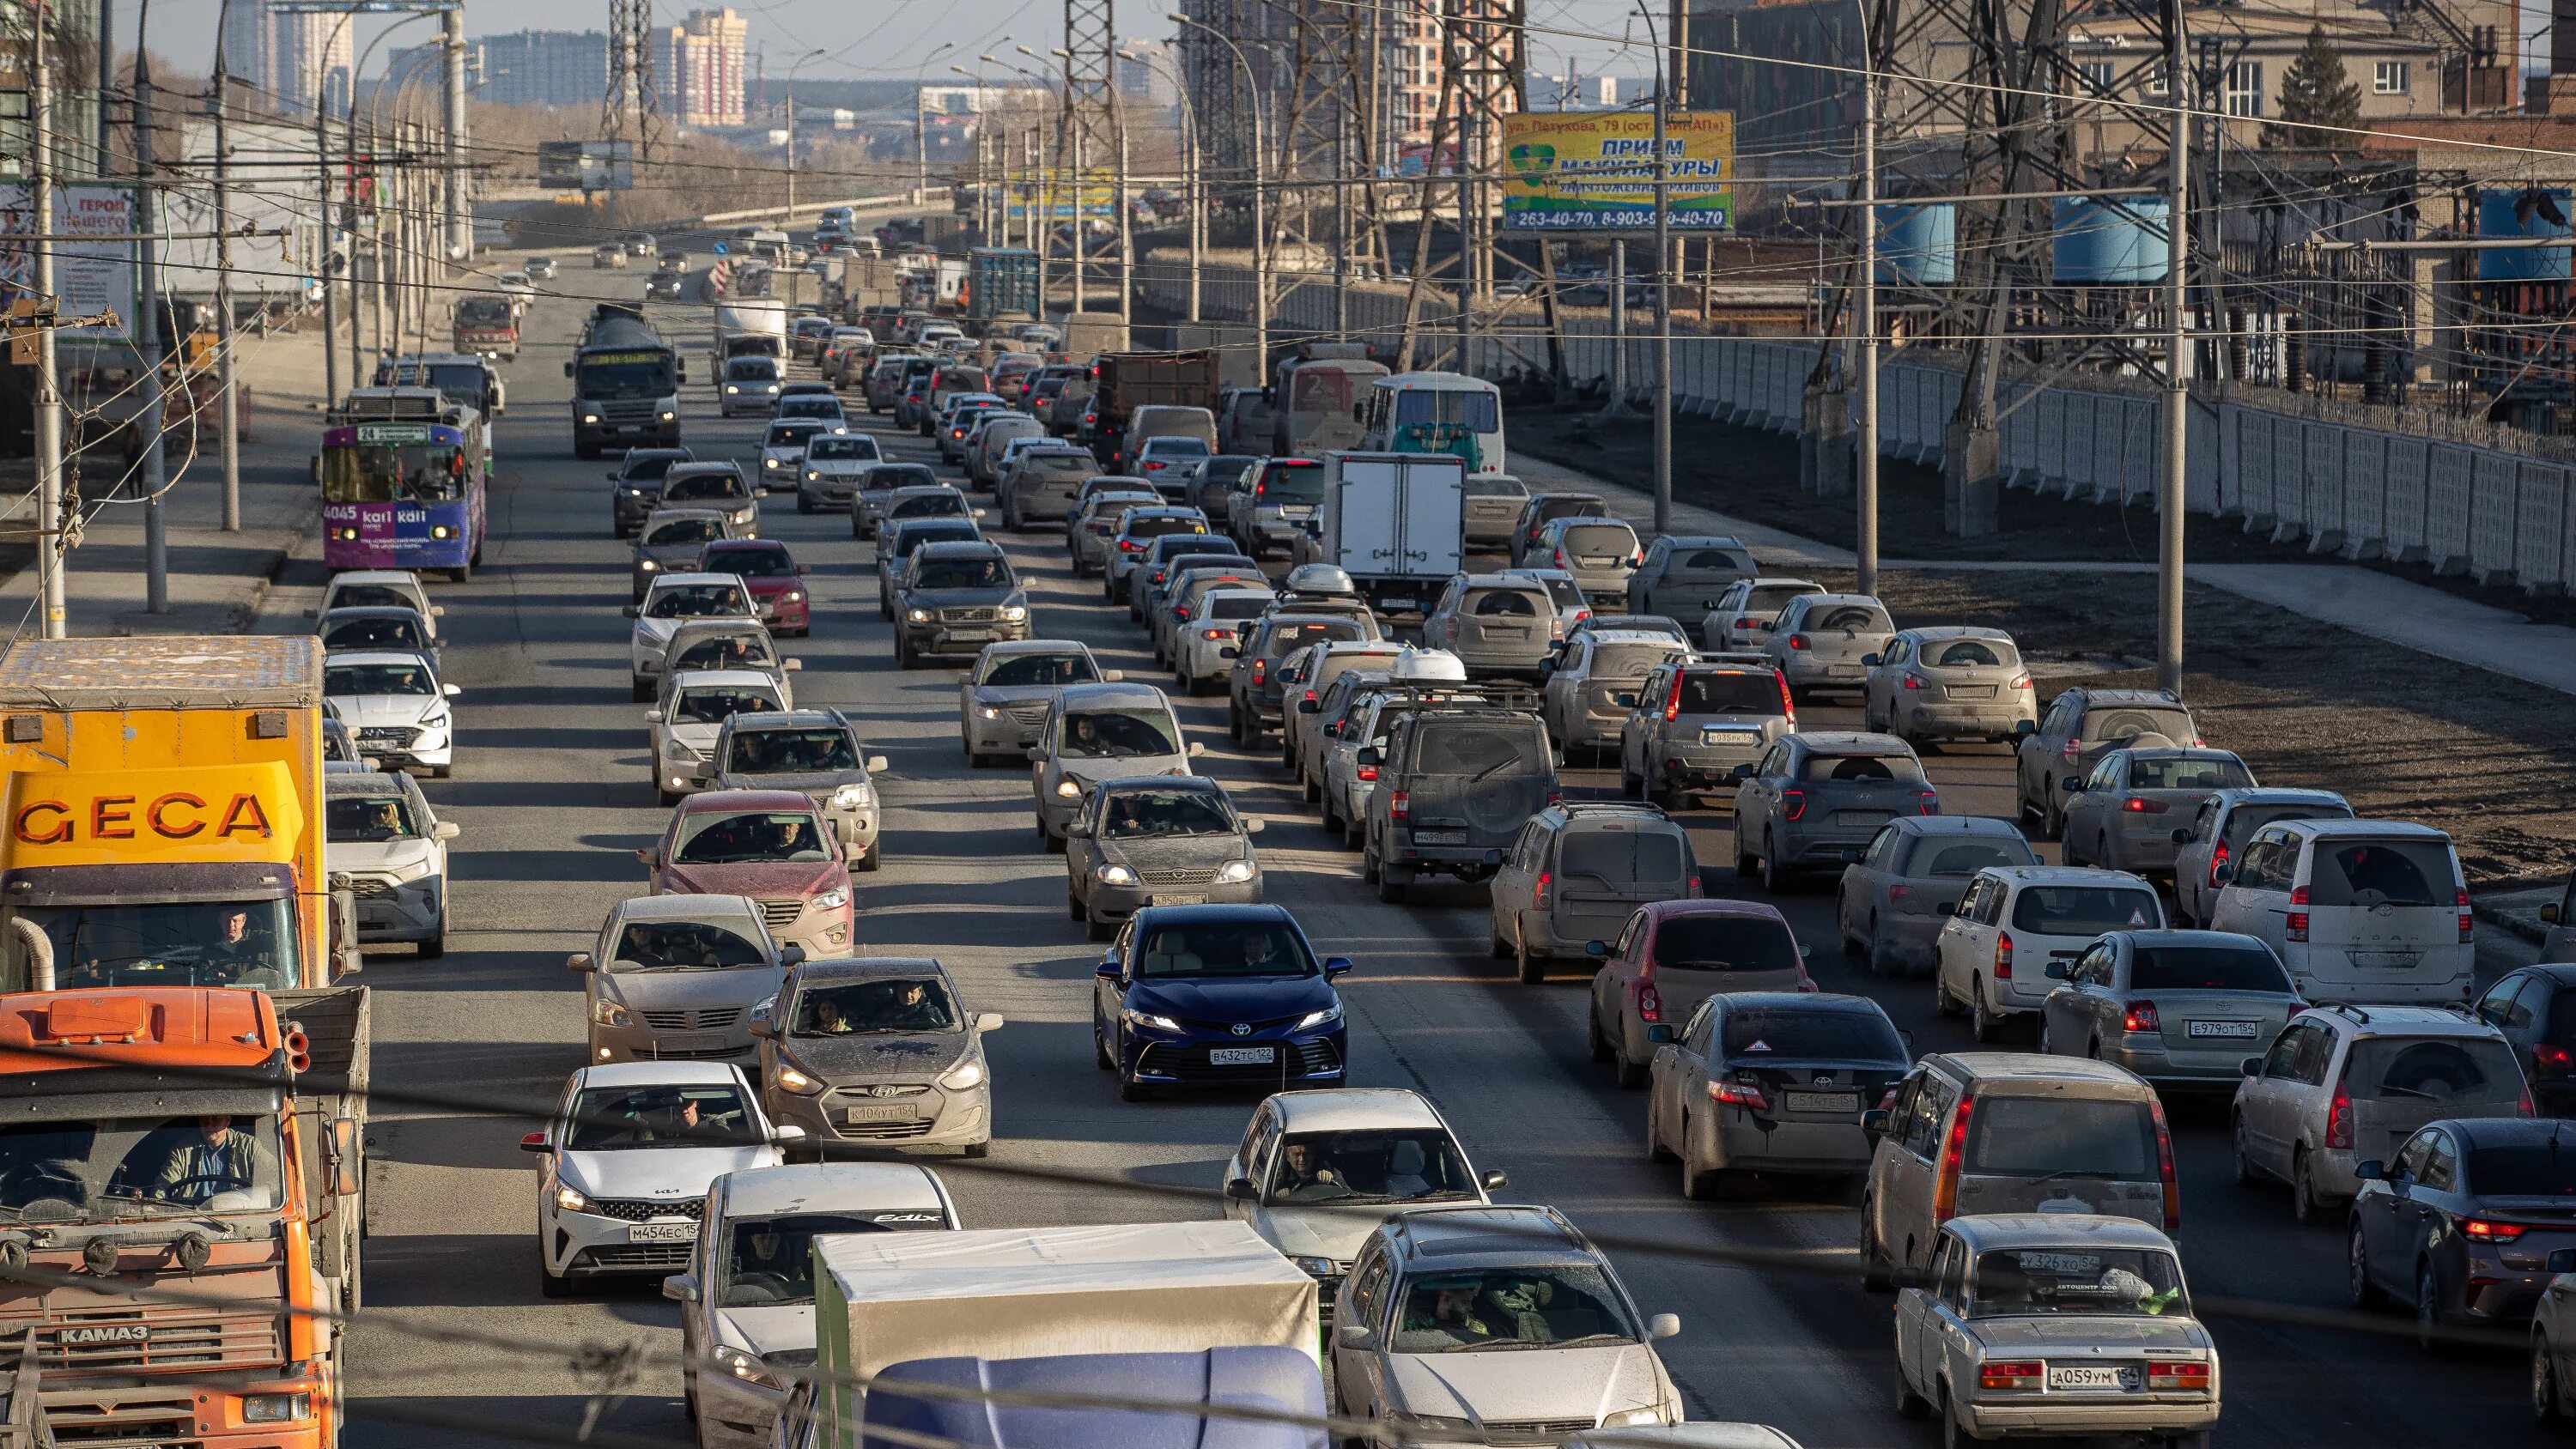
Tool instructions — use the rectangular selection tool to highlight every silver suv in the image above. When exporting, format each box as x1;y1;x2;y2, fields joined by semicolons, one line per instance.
1540;630;1691;765
1731;731;1936;893
1615;656;1792;810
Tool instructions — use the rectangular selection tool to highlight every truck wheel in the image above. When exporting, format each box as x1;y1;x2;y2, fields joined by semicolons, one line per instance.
574;438;599;460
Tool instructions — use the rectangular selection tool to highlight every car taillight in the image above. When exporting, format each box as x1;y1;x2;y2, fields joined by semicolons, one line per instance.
1780;789;1807;822
1979;1361;2043;1391
1357;764;1377;782
1175;607;1192;621
1200;628;1230;640
2543;1045;2574;1072
1889;885;1914;906
1993;933;2013;979
2287;885;2309;943
1301;688;1318;706
2123;797;2168;814
1708;1079;1770;1111
1663;674;1685;721
2009;674;2032;691
2122;1001;2160;1033
1777;670;1796;729
2209;839;2229;885
2150;1097;2180;1231
1145;460;1164;470
2146;1361;2210;1391
1251;660;1267;685
1934;1094;1973;1222
1388;790;1409;822
1787;634;1809;650
1736;616;1761;630
1636;981;1661;1022
2459;888;2475;943
1119;539;1145;551
1918;791;1940;816
2464;1217;2529;1241
1901;675;1924;690
1531;870;1552;907
2060;739;2080;764
2325;1075;2353;1149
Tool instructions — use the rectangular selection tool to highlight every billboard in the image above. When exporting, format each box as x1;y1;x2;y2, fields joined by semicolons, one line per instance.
1500;112;1734;232
537;140;634;191
0;183;140;341
1006;171;1116;221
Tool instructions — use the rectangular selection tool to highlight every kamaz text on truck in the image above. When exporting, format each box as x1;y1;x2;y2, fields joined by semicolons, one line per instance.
565;306;683;459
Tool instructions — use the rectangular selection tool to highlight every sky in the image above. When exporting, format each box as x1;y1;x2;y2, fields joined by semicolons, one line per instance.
134;0;1666;89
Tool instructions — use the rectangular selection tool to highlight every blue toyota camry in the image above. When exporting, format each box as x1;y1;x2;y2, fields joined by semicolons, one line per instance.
1091;904;1351;1100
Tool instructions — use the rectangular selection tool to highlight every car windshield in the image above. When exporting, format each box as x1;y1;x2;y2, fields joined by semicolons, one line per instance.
710;548;797;579
914;555;1011;590
620;453;687;482
663;475;749;504
611;920;768;970
2310;839;2458;908
2467;1142;2576;1196
1390;1267;1637;1353
2348;1038;2524;1106
793;977;958;1034
726;361;778;381
0;1114;288;1222
721;1211;943;1307
862;466;939;491
1907;840;2036;876
2011;886;2161;935
1099;789;1235;840
646;518;721;546
1257;463;1326;502
563;1084;753;1150
1719;1006;1905;1060
1971;1249;2189;1319
891;525;976;555
1926;637;2019;668
1965;1097;2159;1178
319;616;428;652
983;652;1097;687
671;811;832;864
727;730;858;773
1651;914;1801;973
1060;709;1180;758
808;437;877;460
24;898;301;992
647;584;750;618
1799;753;1924;784
1558;828;1689;889
1265;1129;1476;1206
1133;921;1315;978
2081;706;2195;743
673;636;775;671
326;794;418;842
1677;671;1783;714
767;424;826;448
672;687;779;724
2128;945;2292;992
2126;755;2253;791
326;662;434;696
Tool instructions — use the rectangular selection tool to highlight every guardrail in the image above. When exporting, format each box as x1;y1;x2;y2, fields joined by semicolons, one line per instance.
690;188;952;229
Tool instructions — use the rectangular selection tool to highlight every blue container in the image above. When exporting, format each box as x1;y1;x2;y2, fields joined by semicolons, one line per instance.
1874;203;1957;285
2052;196;2172;285
2476;189;2573;282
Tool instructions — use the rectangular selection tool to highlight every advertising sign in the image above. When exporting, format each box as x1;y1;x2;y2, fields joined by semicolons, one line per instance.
537;140;634;191
0;183;139;340
1500;112;1734;232
1007;171;1117;221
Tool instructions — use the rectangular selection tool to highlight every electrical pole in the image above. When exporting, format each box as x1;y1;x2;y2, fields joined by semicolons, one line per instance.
2158;0;2189;694
1649;3;1673;534
1855;5;1878;599
318;63;340;409
442;5;466;262
136;23;169;615
215;0;241;530
31;16;65;638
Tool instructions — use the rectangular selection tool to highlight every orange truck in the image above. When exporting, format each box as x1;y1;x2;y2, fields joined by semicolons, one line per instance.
0;984;367;1446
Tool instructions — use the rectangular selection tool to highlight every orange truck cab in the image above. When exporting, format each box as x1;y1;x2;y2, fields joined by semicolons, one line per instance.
0;986;363;1446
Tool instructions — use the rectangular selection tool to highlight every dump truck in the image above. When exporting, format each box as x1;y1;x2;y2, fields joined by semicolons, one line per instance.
566;305;683;458
0;983;368;1448
451;295;519;360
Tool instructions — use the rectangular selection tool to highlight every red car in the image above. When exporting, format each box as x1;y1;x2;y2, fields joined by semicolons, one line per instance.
637;789;854;959
697;538;811;636
1585;899;1816;1086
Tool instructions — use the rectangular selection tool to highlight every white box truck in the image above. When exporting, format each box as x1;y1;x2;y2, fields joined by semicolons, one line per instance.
811;1222;1319;1449
1299;451;1467;616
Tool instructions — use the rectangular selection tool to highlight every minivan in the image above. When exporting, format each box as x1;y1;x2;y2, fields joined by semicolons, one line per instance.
1487;803;1699;981
1935;865;2166;1042
2207;819;2474;1004
1861;1052;2176;1287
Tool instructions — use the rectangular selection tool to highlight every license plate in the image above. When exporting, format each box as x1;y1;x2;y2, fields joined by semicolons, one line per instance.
845;1103;918;1124
2186;1020;2261;1039
1414;828;1467;845
947;629;996;642
1783;1090;1860;1114
1825;664;1862;677
1209;1046;1276;1066
628;1222;696;1242
1382;599;1417;613
2044;1363;2138;1391
1835;811;1894;828
1151;893;1209;906
2354;950;2423;968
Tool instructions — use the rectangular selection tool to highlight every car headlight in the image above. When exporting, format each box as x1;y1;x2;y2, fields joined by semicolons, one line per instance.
713;1345;781;1391
907;608;931;624
661;410;676;421
978;706;1001;719
782;590;805;603
429;524;454;540
764;384;779;394
1603;1408;1669;1428
620;485;643;494
1000;604;1029;622
1122;1008;1182;1033
583;413;600;423
830;783;874;810
775;1063;823;1094
592;1000;632;1028
1216;858;1257;884
639;559;658;572
731;508;755;524
1295;1003;1342;1031
418;712;450;732
764;456;784;469
726;385;740;394
1098;864;1139;887
1291;1255;1338;1279
939;1058;986;1090
553;1184;589;1212
1054;778;1082;798
806;470;821;482
811;887;850;912
240;1393;313;1424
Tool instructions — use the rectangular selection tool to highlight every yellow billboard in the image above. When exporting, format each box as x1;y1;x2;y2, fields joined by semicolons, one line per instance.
1501;112;1734;232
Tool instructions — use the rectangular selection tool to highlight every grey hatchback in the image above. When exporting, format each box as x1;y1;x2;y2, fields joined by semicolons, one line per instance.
1834;815;2040;978
1628;535;1758;621
1732;731;1938;893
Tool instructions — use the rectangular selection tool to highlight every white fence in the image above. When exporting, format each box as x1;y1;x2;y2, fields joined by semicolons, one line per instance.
1139;257;2576;591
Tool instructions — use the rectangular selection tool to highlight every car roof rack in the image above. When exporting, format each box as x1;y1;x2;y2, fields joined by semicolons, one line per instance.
1686;651;1778;669
1367;682;1543;713
2309;1001;2372;1025
1554;800;1671;821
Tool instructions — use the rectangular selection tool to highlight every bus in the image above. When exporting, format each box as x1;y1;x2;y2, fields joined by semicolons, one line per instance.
320;385;488;581
1272;346;1389;458
1360;371;1506;474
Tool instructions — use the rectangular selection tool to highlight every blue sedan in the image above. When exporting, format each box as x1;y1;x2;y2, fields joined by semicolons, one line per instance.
1091;904;1351;1101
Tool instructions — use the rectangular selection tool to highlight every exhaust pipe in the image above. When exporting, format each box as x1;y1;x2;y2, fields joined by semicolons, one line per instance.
9;918;54;991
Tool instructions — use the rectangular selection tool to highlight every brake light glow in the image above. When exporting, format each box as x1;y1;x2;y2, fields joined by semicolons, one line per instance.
1777;670;1796;729
1301;688;1318;706
2122;1001;2161;1033
1635;981;1660;1022
1145;460;1165;470
2287;885;2310;943
2151;1097;2179;1231
1707;1079;1770;1111
1251;660;1267;685
1663;674;1685;721
2541;1044;2573;1071
1780;789;1807;822
2123;797;2169;814
2209;839;2229;884
1357;765;1377;782
1918;791;1940;816
1934;1094;1973;1222
2146;1361;2210;1391
2464;1218;2529;1241
1388;791;1410;822
1736;616;1761;629
1119;538;1145;551
1901;675;1925;690
2459;888;2475;943
1200;628;1230;640
1979;1361;2043;1391
2325;1075;2352;1149
1993;933;2014;979
1787;634;1809;650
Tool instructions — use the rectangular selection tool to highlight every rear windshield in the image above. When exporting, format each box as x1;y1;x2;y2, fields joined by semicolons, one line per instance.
1678;671;1783;715
1720;1007;1905;1062
1537;497;1605;523
1463;476;1527;498
1263;621;1364;655
1903;839;2036;877
1145;437;1212;458
1924;637;2019;669
1966;1096;2160;1179
2467;1145;2576;1197
1798;753;1926;784
2081;706;2195;743
1561;523;1638;557
2011;886;2163;935
1674;549;1753;575
2232;802;2353;838
2347;1038;2523;1105
620;453;686;482
1206;594;1272;621
1558;827;1689;887
1593;643;1685;678
1027;454;1093;476
1970;1249;2187;1319
1258;462;1327;503
1467;588;1546;617
1747;584;1821;613
2126;755;2254;791
1650;914;1802;973
2307;839;2458;908
1413;721;1546;775
2128;944;2292;993
1806;603;1893;633
1124;516;1206;540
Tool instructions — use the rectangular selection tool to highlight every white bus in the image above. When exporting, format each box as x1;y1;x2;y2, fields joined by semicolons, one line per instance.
1359;371;1506;474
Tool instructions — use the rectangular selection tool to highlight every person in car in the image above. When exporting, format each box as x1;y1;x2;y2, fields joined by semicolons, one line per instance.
155;1115;276;1204
1273;1141;1347;1201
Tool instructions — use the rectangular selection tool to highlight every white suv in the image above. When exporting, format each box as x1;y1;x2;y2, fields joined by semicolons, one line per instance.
1933;865;2165;1042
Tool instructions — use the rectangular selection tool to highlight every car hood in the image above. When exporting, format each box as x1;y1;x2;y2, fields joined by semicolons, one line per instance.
331;694;439;729
1125;973;1334;1022
659;860;843;897
779;1029;974;1085
902;586;1019;609
714;1303;817;1361
637;543;705;567
597;965;787;1014
666;722;722;753
1055;752;1188;785
329;839;437;875
809;460;872;476
1250;1202;1404;1262
738;577;800;597
1385;1343;1665;1427
1098;835;1253;870
1967;1316;2212;1353
559;1144;775;1202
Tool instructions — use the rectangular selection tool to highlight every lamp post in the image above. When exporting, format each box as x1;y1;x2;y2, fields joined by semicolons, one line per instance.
949;64;990;241
913;42;955;204
786;47;827;215
344;13;434;388
1168;13;1265;371
1119;46;1200;320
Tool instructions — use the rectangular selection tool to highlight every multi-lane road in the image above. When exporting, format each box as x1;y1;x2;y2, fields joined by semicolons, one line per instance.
331;264;2544;1448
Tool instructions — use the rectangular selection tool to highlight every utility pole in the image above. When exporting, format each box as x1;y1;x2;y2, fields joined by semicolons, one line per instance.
442;4;467;262
1648;1;1673;534
215;0;242;530
136;21;169;615
31;16;65;638
1854;3;1878;599
317;61;339;409
2158;0;2189;694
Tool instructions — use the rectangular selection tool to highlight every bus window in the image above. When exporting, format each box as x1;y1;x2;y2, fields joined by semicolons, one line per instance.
325;444;466;504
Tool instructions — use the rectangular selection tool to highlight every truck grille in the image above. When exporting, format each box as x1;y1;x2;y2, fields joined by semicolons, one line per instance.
38;1387;198;1446
1;1310;283;1375
756;898;804;927
598;398;660;422
639;1008;743;1031
586;1197;703;1222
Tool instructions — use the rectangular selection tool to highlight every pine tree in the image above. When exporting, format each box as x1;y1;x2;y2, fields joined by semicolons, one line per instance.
2265;27;2365;149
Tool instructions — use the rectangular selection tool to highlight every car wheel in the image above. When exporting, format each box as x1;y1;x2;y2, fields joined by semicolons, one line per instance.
1515;928;1544;985
796;494;813;515
1118;1072;1153;1103
1859;1211;1894;1292
1361;846;1381;886
2233;1113;2263;1186
1679;1115;1720;1201
417;928;445;961
1969;980;2002;1044
1940;1391;1970;1449
1303;774;1321;803
1068;888;1085;922
1085;905;1114;942
537;1256;572;1299
1868;935;1903;979
1895;1360;1932;1421
1589;1000;1613;1060
854;845;880;873
2292;1148;2326;1224
1759;836;1792;894
1614;1037;1646;1091
2418;1261;2449;1355
1377;862;1413;906
2535;1333;2568;1423
2038;1018;2056;1055
1492;917;1513;962
1934;966;1964;1018
2348;1219;2387;1309
1735;847;1758;879
1092;1012;1115;1070
1043;825;1066;856
1646;1084;1675;1161
631;676;653;703
1321;798;1345;840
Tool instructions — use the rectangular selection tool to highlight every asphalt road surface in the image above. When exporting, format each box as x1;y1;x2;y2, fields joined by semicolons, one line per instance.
325;263;2545;1449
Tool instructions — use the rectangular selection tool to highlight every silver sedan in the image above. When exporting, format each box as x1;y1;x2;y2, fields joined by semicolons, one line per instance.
1833;815;2038;978
2060;747;2257;876
2036;928;2302;1087
1861;627;2036;745
1064;776;1265;939
957;640;1118;767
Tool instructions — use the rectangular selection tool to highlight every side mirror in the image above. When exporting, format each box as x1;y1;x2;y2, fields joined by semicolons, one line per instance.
643;709;665;724
328;1117;361;1196
2171;828;2192;845
780;944;806;967
1298;698;1321;713
1862;653;1880;667
634;848;657;869
2240;1056;2263;1077
2014;719;2037;735
433;822;460;842
1646;1024;1674;1044
519;1131;551;1154
2550;1248;2576;1275
1840;848;1862;864
1324;956;1352;976
565;952;594;973
623;605;640;618
1103;670;1126;682
1219;647;1240;660
866;755;890;773
1860;1108;1890;1139
1583;940;1608;958
975;1011;1005;1033
1936;902;1957;916
1245;819;1267;834
1647;1313;1681;1342
303;606;321;619
1357;748;1382;767
1096;952;1122;979
662;1273;701;1303
1224;1177;1257;1202
1066;824;1092;840
1729;763;1755;781
1027;747;1045;761
2061;778;2082;793
606;470;623;482
773;1125;807;1143
1612;692;1638;710
1188;742;1207;758
1334;1323;1375;1350
749;1016;775;1039
2044;962;2070;979
2211;864;2234;885
2354;1160;2385;1182
783;658;805;671
2545;902;2564;925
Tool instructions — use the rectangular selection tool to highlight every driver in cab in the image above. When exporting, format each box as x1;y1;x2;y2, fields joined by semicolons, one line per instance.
154;1115;277;1206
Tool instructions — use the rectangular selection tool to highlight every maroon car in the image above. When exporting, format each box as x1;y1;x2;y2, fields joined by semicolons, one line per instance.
697;538;811;637
638;789;853;957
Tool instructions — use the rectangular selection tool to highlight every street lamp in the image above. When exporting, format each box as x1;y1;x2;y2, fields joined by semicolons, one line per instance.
343;11;435;388
1120;45;1200;320
1167;12;1265;370
912;42;956;203
950;62;993;242
786;47;827;215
